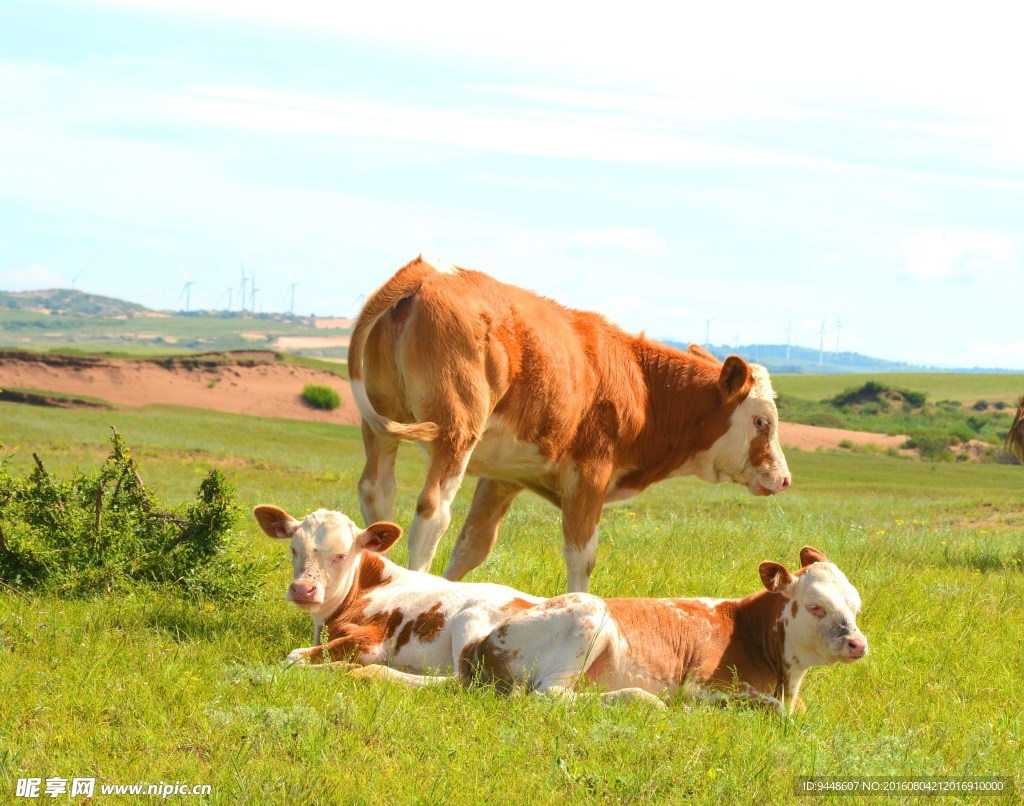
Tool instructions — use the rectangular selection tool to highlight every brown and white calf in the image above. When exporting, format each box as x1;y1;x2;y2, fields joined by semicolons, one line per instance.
464;546;868;715
349;256;792;592
257;506;864;715
254;505;543;676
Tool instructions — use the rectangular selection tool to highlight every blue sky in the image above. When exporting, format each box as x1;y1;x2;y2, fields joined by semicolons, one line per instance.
2;0;1023;368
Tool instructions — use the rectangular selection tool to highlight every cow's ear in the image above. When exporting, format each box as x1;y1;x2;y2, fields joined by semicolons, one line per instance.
687;344;718;363
357;522;402;553
800;546;830;567
718;355;752;402
254;505;300;540
759;561;794;596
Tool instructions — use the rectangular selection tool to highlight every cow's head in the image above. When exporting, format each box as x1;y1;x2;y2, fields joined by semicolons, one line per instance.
254;505;401;617
760;547;867;667
690;347;791;496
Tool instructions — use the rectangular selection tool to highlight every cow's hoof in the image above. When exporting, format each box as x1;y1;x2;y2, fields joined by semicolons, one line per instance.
286;648;310;667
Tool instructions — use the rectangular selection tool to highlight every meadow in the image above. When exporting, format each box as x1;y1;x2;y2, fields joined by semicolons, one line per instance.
1;401;1022;804
773;373;1024;405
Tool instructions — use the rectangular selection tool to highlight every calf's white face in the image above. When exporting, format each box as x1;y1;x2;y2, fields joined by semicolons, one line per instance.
253;505;401;617
761;547;867;667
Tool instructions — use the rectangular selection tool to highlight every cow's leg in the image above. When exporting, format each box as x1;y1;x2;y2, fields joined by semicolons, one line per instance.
358;421;399;525
347;664;452;687
406;440;475;573
442;478;523;581
691;686;786;717
536;683;667;711
560;462;613;593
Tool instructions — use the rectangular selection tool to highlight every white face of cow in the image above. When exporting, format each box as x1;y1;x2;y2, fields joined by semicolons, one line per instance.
702;361;791;496
253;506;401;617
761;548;868;668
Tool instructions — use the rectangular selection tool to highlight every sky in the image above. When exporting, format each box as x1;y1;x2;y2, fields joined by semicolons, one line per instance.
1;1;1023;369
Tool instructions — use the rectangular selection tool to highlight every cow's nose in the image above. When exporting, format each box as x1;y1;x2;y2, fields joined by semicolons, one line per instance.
779;474;792;491
846;636;867;657
289;580;316;599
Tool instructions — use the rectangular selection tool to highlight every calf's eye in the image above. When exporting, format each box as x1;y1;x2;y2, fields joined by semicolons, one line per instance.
806;603;825;617
754;416;770;430
333;553;348;563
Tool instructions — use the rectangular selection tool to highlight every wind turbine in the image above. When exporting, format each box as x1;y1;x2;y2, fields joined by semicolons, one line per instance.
287;273;300;316
785;320;793;360
71;271;83;291
705;317;714;349
222;287;233;312
179;267;196;313
250;270;259;313
238;262;249;312
834;313;843;354
818;317;828;367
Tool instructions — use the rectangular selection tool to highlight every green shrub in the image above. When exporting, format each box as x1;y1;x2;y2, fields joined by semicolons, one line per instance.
301;383;341;410
903;432;956;462
0;430;268;599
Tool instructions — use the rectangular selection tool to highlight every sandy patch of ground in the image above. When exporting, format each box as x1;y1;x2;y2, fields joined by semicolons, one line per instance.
1;351;923;452
0;351;358;424
274;335;350;350
778;422;909;453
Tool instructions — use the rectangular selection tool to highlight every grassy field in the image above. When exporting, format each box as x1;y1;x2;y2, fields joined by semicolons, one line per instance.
1;402;1022;804
774;372;1024;404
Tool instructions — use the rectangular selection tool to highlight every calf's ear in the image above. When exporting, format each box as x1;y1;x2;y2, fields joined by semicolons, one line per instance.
254;505;300;540
800;546;830;567
759;561;794;596
357;522;403;553
718;355;752;403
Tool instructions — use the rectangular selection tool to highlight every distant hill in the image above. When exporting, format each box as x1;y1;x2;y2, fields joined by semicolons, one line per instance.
662;342;1023;375
0;288;349;359
0;289;150;317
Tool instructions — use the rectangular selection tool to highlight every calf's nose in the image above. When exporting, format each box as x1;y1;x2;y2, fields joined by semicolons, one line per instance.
846;636;868;658
289;580;316;599
779;474;792;491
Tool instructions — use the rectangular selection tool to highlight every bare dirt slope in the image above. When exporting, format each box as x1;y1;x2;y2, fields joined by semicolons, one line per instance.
0;350;358;424
778;422;908;453
1;350;908;452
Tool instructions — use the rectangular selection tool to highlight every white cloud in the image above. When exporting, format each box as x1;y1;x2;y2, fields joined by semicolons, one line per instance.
570;228;667;257
900;230;1015;280
964;341;1024;370
0;265;69;291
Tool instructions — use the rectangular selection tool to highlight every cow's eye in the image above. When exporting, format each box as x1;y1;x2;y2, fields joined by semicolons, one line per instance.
806;603;825;618
754;416;770;430
333;553;348;563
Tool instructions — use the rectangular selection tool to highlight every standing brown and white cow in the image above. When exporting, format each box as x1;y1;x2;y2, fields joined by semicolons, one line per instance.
349;257;791;592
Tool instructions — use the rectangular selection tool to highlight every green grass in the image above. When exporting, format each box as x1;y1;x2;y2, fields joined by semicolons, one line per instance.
774;372;1024;404
1;402;1023;804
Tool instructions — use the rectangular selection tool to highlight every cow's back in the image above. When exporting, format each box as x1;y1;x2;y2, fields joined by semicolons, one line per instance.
366;264;646;462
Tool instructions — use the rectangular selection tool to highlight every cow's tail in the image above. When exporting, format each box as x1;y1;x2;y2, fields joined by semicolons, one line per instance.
1006;394;1024;461
349;257;441;442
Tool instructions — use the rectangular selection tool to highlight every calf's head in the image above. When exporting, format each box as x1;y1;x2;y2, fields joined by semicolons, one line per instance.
693;348;791;496
760;547;867;667
254;505;401;617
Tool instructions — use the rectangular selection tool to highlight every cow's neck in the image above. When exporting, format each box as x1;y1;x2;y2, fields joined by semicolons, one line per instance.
732;590;805;704
314;552;404;640
622;341;735;489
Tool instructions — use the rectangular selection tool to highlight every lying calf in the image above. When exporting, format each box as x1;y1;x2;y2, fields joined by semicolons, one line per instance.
256;505;866;714
254;505;543;681
465;546;868;714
